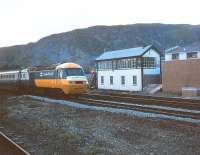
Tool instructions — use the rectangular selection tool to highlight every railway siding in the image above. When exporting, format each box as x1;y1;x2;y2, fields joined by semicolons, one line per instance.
82;92;200;110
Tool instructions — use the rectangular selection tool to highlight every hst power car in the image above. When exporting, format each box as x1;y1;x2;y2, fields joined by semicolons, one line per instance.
0;63;88;95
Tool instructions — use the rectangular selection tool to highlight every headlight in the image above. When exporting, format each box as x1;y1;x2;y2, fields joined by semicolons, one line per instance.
69;81;76;84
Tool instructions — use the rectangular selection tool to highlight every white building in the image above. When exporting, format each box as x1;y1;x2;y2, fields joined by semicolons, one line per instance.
96;45;161;91
165;46;200;61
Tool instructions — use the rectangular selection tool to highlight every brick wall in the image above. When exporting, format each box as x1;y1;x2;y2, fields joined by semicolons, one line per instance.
162;59;200;93
143;75;161;87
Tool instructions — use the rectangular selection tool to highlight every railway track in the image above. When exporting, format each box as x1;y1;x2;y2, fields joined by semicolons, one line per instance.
2;89;200;121
0;131;30;155
70;96;200;120
20;89;200;120
82;92;200;110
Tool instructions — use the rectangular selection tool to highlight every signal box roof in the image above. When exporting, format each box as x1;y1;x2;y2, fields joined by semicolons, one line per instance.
96;45;160;61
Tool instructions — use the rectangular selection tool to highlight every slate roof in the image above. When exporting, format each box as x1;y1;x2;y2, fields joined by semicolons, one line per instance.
165;42;200;54
96;45;154;61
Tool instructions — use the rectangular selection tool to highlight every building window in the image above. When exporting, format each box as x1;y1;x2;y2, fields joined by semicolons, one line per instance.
121;76;125;85
172;53;179;60
98;61;112;70
187;52;197;59
101;76;104;85
118;59;127;69
131;58;138;68
110;76;113;85
143;57;156;68
98;58;143;70
133;76;137;85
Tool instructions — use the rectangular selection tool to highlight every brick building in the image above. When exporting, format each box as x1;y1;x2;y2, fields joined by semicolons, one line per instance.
162;43;200;93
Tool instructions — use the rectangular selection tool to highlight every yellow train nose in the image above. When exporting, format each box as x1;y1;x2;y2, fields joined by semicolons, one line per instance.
62;82;88;95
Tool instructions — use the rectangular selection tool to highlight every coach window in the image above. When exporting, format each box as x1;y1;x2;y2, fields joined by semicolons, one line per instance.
101;76;104;85
121;76;125;85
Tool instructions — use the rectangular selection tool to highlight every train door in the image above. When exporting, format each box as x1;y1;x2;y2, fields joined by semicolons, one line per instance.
55;69;62;89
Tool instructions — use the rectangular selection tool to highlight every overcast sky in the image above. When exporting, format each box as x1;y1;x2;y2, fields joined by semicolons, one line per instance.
0;0;199;47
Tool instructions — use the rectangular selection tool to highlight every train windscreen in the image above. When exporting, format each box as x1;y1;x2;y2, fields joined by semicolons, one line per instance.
64;68;85;76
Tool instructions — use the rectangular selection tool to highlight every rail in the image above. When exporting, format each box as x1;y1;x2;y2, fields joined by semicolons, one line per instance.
82;92;200;110
0;131;30;155
70;96;200;120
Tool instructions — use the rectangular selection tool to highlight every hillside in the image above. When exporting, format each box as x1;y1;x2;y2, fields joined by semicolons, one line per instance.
0;23;200;69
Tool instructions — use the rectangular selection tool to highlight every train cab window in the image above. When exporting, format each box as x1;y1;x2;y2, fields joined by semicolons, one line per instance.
64;68;84;76
57;69;65;79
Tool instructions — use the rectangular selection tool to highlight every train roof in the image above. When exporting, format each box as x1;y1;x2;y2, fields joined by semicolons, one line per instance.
56;63;81;69
0;63;82;72
0;70;20;74
27;63;82;71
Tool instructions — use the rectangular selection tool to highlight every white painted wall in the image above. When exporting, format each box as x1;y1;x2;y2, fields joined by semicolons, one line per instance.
21;69;29;80
165;53;186;61
165;51;200;61
97;69;142;91
198;52;200;58
165;54;171;61
179;53;186;60
143;49;161;75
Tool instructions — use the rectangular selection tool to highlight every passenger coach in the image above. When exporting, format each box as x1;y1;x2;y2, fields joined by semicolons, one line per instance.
0;70;20;91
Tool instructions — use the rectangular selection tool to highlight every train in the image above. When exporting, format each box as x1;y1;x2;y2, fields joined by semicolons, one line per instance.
0;63;88;95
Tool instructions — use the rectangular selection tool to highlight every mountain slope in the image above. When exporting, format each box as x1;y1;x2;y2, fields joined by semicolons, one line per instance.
0;23;200;69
